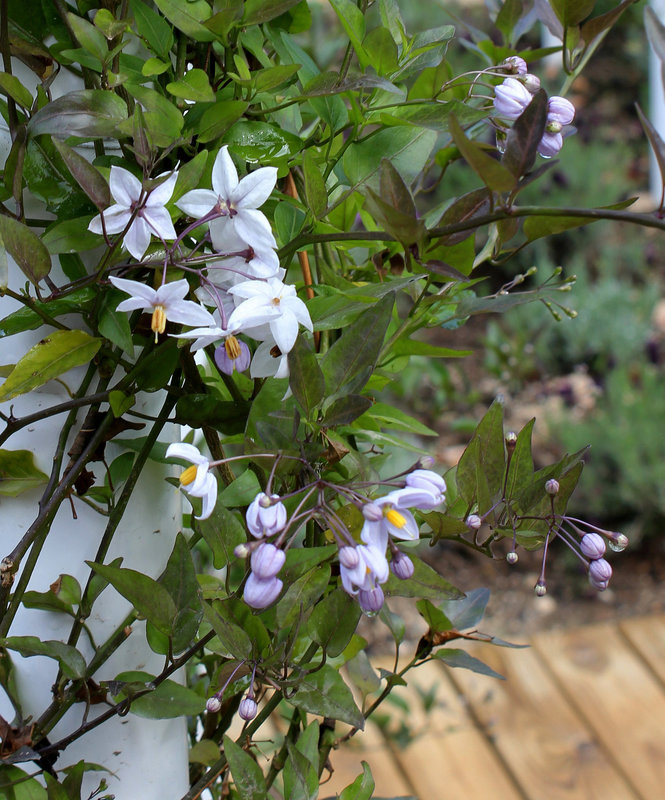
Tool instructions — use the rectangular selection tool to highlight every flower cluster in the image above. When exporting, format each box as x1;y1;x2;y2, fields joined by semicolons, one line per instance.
493;58;575;158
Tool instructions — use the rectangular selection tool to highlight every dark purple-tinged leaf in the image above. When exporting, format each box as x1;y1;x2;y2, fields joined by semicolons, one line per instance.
581;0;636;46
504;418;535;501
637;104;665;202
202;601;252;660
323;395;373;427
0;215;50;285
243;0;302;24
302;71;400;97
223;736;267;800
86;562;177;635
456;436;479;505
437;187;490;245
365;187;426;247
502;89;547;178
647;6;665;65
516;445;588;514
549;0;596;27
383;554;463;601
456;400;505;505
308;588;361;657
28;90;128;138
292;664;364;728
51;138;110;210
442;587;490;630
0;636;86;680
302;150;327;218
523;197;637;241
433;648;505;679
380;158;417;217
321;293;394;395
288;335;325;417
449;115;515;193
0;449;48;496
422;260;469;281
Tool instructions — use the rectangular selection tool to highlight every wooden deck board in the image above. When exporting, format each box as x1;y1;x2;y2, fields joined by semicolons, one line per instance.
532;622;665;799
446;640;637;800
618;613;665;684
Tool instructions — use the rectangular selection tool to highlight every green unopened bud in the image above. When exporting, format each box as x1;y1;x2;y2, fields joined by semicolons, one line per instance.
526;266;537;276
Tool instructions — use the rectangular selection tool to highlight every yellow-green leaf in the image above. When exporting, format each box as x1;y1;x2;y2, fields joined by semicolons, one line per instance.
0;448;48;496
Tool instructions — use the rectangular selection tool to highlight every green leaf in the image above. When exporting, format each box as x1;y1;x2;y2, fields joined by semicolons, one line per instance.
550;0;596;27
339;762;375;800
130;679;205;718
284;739;318;800
51;138;110;210
441;587;490;630
28;90;128;138
122;85;183;147
67;12;108;62
308;588;361;657
130;0;175;59
302;150;327;218
383;554;462;601
193;100;248;144
357;402;437;437
195;504;246;569
159;533;202;653
415;598;453;633
448;115;515;193
0;72;33;108
218;469;261;507
363;26;399;76
504;418;535;501
321;293;394;395
433;648;505;679
86;563;177;635
189;739;220;766
346;650;381;699
288;336;325;417
323;395;373;427
41;218;101;253
329;0;368;68
0;330;101;401
222;121;303;163
202;601;253;660
292;664;364;727
495;0;524;45
153;0;215;41
98;290;134;354
436;187;490;245
0;215;51;285
223;735;267;800
276;564;331;628
456;401;505;507
166;68;215;102
502;89;548;179
0;449;48;496
523;198;637;242
0;636;86;680
0;766;47;799
242;0;302;25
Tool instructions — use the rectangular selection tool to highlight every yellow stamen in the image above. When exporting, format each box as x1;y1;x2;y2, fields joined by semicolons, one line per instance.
271;296;281;306
385;508;406;529
224;335;241;360
180;465;198;486
151;304;167;342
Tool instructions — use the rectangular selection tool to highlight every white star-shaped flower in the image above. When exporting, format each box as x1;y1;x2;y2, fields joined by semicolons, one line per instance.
165;442;217;519
176;146;278;255
227;277;313;355
89;167;178;260
110;276;216;341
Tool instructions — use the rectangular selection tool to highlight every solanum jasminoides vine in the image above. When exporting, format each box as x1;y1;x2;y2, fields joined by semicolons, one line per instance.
0;0;651;797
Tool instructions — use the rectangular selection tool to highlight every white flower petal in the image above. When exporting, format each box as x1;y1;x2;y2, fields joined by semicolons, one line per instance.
232;166;277;209
115;296;152;312
166;300;216;328
109;166;142;208
211;145;239;199
165;442;207;464
148;171;178;206
234;209;277;250
176;188;219;219
197;475;218;520
110;277;158;304
144;206;177;241
123;218;151;260
154;279;190;304
89;205;131;235
269;312;298;354
282;296;313;331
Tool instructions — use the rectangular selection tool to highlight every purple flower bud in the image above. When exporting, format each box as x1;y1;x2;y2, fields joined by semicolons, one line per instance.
405;469;446;499
545;479;560;496
548;96;575;126
390;551;415;580
238;695;258;721
506;551;519;564
243;573;283;609
521;73;541;93
339;546;360;569
493;78;533;120
503;56;527;75
580;533;606;560
589;576;609;591
250;542;285;580
362;502;383;522
206;696;222;713
214;336;251;375
538;132;563;159
588;558;612;584
466;514;482;530
246;492;287;538
358;586;384;614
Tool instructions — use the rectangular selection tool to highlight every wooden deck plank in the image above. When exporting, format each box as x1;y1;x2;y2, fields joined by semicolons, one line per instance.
618;613;665;683
447;640;638;800
532;622;665;800
370;659;523;800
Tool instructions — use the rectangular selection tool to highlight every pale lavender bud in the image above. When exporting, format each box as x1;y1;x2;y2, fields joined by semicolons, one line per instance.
506;551;519;564
238;695;258;721
339;546;360;569
234;543;250;559
246;492;287;538
538;132;563;159
545;479;560;496
250;542;285;580
588;558;612;584
243;573;283;608
521;73;541;93
405;469;446;497
503;56;527;75
548;96;575;126
214;337;251;375
358;586;384;614
362;502;383;522
493;78;533;120
534;580;547;596
466;514;482;530
589;576;609;591
390;551;415;580
418;456;435;470
580;533;606;560
206;696;222;713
